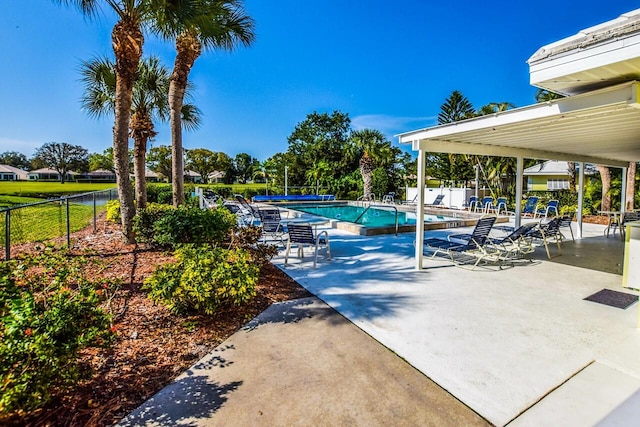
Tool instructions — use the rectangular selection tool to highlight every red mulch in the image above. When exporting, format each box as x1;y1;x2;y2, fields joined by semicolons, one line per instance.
3;216;311;426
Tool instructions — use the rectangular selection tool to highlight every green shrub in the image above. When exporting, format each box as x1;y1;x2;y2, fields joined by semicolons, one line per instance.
146;183;171;203
133;203;175;243
157;189;173;205
105;199;120;222
0;255;113;415
144;245;258;315
152;206;236;249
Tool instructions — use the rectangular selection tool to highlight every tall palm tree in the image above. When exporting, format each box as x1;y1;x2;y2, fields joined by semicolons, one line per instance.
156;0;255;206
349;129;389;200
80;56;201;208
55;0;199;241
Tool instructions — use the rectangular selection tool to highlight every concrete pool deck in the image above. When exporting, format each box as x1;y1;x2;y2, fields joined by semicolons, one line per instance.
276;218;640;426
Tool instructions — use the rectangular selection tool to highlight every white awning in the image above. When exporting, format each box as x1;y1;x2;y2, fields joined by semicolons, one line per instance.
397;81;640;167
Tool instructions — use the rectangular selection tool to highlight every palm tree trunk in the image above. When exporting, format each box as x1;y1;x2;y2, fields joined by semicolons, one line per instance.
112;19;142;243
626;162;636;210
597;165;612;211
133;134;148;209
360;155;373;200
169;32;201;207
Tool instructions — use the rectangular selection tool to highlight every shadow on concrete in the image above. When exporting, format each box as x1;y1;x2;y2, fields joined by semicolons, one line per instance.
120;375;242;426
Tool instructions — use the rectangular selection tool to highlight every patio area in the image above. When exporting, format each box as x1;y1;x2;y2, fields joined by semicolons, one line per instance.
274;219;640;426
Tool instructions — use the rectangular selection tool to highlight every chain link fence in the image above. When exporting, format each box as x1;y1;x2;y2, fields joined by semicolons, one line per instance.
0;189;118;260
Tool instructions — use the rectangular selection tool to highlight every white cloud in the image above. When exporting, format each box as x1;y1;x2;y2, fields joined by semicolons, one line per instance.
350;114;437;137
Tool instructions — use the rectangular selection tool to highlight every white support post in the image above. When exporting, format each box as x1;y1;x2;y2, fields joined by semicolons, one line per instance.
621;166;628;214
577;162;585;239
415;149;426;270
515;157;523;228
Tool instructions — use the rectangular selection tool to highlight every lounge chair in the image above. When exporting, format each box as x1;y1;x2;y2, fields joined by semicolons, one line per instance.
382;192;395;204
447;215;497;243
463;196;479;211
423;216;498;269
535;199;559;218
526;216;563;259
480;196;493;213
235;194;260;225
521;196;539;217
493;197;508;215
284;223;331;268
488;222;538;259
426;194;445;207
258;208;287;245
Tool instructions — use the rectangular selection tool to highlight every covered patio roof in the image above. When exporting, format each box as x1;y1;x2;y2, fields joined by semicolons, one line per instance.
398;81;640;168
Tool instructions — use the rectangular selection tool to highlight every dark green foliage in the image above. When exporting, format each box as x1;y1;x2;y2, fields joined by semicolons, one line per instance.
143;245;259;315
146;183;171;203
147;206;236;249
0;250;114;414
133;203;175;243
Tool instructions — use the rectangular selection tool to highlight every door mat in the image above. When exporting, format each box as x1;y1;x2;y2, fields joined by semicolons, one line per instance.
584;289;639;309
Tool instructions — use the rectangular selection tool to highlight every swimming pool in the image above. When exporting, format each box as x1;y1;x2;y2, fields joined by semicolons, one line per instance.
285;204;458;227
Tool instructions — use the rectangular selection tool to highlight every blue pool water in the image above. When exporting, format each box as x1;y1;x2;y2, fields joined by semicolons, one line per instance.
286;204;457;227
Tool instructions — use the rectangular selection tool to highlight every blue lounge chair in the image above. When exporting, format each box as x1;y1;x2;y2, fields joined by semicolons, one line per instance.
423;216;498;269
464;196;479;211
526;216;563;259
488;222;538;259
426;194;445;207
480;196;493;213
535;199;559;218
521;196;539;217
493;197;508;215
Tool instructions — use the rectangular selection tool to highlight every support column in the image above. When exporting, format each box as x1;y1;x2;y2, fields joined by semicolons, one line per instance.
515;157;523;228
415;148;426;270
577;162;584;239
621;166;628;214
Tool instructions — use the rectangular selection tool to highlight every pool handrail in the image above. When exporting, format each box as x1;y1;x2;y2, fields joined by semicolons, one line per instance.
353;203;399;236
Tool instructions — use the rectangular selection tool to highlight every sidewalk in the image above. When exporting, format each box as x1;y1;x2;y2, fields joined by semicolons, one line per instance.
119;297;488;426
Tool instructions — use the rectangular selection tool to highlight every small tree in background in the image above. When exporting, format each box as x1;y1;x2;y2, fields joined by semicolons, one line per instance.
32;142;89;184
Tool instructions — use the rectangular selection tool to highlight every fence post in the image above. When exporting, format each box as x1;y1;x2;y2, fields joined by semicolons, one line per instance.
93;192;97;232
5;210;10;261
66;197;71;248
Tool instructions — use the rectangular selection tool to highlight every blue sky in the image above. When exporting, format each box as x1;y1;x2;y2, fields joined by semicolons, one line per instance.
1;1;639;161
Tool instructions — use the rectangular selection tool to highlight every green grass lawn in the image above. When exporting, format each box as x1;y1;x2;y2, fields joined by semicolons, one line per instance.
0;182;116;198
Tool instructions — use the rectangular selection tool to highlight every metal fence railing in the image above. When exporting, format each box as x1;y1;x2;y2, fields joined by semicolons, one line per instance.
0;189;118;260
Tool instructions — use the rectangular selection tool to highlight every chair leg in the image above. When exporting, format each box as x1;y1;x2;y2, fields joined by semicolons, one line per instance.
284;240;291;265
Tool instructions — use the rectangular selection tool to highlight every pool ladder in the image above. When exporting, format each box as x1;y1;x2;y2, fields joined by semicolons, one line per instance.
353;203;399;236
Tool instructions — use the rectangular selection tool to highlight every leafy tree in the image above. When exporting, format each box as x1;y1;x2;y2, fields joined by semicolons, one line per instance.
56;0;203;242
0;151;30;170
476;102;515;115
234;153;258;184
186;148;216;183
147;145;173;181
252;159;276;194
81;56;199;208
286;111;353;188
32;142;89;184
89;148;115;172
305;160;331;194
535;89;564;102
154;0;255;206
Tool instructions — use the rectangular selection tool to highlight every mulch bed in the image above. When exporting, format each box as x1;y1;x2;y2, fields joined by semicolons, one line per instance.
3;215;311;426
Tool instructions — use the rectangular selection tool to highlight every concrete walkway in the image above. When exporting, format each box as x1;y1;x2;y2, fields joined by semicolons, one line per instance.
122;218;640;426
120;297;487;426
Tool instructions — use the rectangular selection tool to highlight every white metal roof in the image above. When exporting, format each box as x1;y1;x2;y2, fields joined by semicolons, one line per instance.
528;9;640;96
397;81;640;168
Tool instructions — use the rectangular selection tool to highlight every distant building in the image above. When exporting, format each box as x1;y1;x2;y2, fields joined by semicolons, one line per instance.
184;170;203;183
28;168;78;182
523;160;596;191
0;165;29;181
84;169;117;182
207;170;226;183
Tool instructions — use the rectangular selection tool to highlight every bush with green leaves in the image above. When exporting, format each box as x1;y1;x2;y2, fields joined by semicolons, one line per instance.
144;245;258;315
0;252;113;415
133;203;175;243
150;206;237;249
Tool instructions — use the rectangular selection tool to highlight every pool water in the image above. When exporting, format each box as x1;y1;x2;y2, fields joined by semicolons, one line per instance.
286;204;457;228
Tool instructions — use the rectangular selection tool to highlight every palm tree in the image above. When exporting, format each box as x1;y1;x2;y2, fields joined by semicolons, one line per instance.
476;102;516;116
305;160;331;195
55;0;200;241
156;0;255;206
80;56;201;208
349;129;389;200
